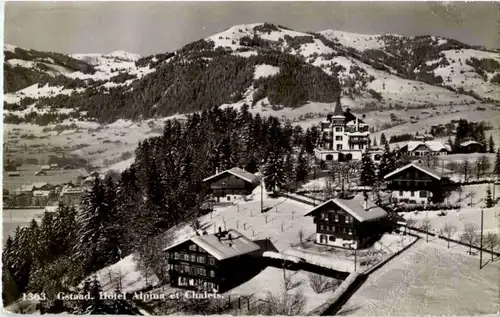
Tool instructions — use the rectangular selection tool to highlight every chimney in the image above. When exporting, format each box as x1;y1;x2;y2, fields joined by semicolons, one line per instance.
228;233;232;241
218;226;222;234
216;167;219;174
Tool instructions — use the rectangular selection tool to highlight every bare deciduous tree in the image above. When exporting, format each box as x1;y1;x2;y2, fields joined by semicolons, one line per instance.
307;273;341;294
405;218;417;235
439;223;457;248
460;223;479;255
484;233;499;261
420;218;432;242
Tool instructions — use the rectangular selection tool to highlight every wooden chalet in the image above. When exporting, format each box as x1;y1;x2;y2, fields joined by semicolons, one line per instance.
163;229;261;292
203;167;260;202
304;194;388;249
384;162;453;204
460;140;485;153
60;185;84;206
400;141;450;157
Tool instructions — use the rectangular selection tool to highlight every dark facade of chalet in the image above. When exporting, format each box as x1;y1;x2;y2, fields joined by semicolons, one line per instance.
203;167;259;202
384;163;452;204
305;195;388;249
164;229;261;292
460;141;485;153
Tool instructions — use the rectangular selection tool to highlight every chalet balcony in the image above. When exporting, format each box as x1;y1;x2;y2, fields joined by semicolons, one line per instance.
348;137;369;145
386;179;434;191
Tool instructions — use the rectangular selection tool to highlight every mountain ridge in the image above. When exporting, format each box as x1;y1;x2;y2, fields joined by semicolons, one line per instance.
4;22;500;124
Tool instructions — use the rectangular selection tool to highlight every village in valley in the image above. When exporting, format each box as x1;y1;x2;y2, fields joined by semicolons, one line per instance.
3;2;500;315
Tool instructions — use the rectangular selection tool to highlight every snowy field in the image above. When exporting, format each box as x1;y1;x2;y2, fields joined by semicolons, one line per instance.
227;266;340;313
338;239;500;316
401;205;500;239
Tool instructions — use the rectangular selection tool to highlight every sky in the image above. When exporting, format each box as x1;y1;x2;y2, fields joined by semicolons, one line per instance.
4;1;500;56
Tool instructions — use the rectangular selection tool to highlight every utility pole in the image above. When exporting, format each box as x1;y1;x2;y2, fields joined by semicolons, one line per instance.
260;176;265;213
480;208;484;269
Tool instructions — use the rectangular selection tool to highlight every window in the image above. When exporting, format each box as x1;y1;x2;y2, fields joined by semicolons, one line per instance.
320;212;325;219
335;127;342;132
198;268;206;276
189;245;197;251
227;196;231;201
420;191;428;198
345;215;351;223
320;224;324;230
334;215;339;222
399;191;403;197
411;191;415;197
197;255;206;264
182;264;190;273
190;254;196;262
335;136;342;141
331;226;336;232
329;236;335;241
209;257;216;265
348;229;352;235
210;270;215;278
326;154;333;161
337;144;343;150
183;253;190;261
174;252;180;260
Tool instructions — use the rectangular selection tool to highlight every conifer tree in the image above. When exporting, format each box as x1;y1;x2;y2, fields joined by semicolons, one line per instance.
373;137;377;147
74;177;110;274
380;133;388;147
489;135;495;153
494;148;500;177
485;186;495;208
295;150;309;185
283;153;296;192
264;153;286;193
360;153;376;186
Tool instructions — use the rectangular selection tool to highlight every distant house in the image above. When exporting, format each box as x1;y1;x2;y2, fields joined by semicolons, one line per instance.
400;141;450;157
304;194;388;249
50;164;59;170
41;165;51;171
7;171;20;177
4;164;17;172
203;167;260;202
32;190;51;206
384;162;454;204
13;182;52;196
414;134;434;141
60;185;84;206
163;229;261;292
35;170;48;176
460;141;485;153
62;165;75;170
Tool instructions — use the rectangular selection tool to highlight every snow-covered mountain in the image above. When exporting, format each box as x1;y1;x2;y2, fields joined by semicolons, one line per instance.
4;22;500;125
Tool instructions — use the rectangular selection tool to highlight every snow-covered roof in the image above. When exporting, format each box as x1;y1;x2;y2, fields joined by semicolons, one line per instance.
33;190;50;197
203;167;258;184
460;140;482;147
163;229;260;261
41;165;51;170
383;162;442;180
304;195;388;222
405;141;450;152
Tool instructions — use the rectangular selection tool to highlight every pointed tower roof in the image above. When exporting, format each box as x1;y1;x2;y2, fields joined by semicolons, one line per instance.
332;99;344;117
